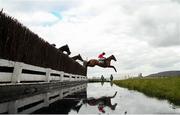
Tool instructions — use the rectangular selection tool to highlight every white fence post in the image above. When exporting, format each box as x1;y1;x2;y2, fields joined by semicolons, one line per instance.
59;90;63;99
70;74;73;81
8;101;18;114
44;92;50;107
46;68;51;82
68;74;71;81
75;75;78;81
60;71;64;82
80;75;82;80
11;62;22;83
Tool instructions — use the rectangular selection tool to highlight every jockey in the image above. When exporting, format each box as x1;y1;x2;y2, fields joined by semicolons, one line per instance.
98;52;106;63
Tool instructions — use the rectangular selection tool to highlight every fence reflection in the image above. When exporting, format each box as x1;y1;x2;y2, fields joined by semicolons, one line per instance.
0;83;87;114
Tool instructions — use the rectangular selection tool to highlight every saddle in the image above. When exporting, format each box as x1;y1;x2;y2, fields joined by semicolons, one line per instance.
99;60;104;63
98;59;106;64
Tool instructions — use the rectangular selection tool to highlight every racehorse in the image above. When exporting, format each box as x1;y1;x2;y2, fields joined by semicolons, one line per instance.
58;44;71;55
71;54;84;62
86;55;117;72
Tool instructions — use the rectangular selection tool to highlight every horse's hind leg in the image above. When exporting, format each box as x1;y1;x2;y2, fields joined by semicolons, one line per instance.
109;66;117;72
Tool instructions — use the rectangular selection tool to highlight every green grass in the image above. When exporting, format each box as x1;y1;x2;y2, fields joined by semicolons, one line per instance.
113;77;180;105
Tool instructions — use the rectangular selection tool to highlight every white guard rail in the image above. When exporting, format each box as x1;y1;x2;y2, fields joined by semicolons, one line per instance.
0;59;87;83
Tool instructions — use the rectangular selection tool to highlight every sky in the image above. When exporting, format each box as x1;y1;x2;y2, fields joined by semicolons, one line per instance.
1;0;180;78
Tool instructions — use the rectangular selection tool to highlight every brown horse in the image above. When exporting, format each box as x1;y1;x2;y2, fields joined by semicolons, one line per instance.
86;55;117;72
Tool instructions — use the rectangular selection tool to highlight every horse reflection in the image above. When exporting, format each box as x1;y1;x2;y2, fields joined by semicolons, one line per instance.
72;103;83;113
82;91;117;113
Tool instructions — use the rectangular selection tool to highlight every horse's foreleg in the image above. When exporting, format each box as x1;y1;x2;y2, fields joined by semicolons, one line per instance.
109;66;117;72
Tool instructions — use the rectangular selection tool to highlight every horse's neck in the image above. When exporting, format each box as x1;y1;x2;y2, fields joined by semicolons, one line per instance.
72;56;78;60
59;46;65;50
107;56;113;61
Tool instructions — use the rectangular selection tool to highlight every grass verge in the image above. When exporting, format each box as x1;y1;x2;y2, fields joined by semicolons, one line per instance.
113;77;180;105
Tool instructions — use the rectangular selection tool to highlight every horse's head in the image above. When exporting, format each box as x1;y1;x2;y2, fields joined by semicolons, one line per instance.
59;44;71;55
51;43;56;47
111;55;117;61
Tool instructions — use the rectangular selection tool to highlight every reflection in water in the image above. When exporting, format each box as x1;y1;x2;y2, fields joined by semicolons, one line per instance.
100;81;113;87
101;81;104;86
0;82;180;114
110;81;113;87
82;91;117;113
33;90;87;114
0;84;87;114
34;86;118;114
0;82;118;114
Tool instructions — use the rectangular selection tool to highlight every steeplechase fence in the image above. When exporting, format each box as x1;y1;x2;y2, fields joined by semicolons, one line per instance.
0;11;86;77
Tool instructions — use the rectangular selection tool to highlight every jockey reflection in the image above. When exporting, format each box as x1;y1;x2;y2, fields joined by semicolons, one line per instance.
82;91;117;113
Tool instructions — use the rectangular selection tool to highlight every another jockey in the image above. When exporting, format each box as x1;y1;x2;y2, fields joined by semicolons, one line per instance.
98;52;106;63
